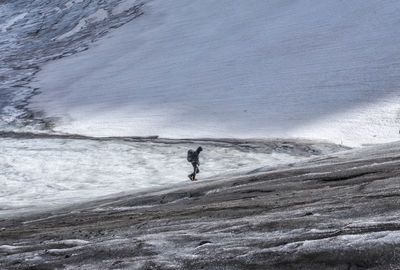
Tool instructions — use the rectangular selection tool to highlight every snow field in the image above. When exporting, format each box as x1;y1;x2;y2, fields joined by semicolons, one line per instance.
0;137;306;217
28;0;400;147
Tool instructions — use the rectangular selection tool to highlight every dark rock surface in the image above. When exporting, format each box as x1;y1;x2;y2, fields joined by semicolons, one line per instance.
2;141;400;269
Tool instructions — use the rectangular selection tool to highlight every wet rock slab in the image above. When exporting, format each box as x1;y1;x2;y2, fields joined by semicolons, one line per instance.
2;141;400;269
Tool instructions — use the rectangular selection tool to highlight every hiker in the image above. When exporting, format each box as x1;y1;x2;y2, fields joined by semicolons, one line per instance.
187;146;203;181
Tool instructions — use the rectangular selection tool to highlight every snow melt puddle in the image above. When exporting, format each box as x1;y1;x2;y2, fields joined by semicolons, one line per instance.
0;138;306;218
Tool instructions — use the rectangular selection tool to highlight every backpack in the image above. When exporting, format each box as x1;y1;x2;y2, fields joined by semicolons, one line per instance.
187;150;194;162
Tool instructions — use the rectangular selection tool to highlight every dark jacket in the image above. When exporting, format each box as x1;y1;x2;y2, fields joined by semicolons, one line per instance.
191;150;200;165
188;146;203;165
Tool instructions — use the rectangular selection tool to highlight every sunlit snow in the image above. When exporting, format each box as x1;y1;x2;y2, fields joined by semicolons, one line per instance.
0;137;312;217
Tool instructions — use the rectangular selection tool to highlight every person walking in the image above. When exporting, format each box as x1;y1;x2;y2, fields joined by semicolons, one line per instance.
187;146;203;181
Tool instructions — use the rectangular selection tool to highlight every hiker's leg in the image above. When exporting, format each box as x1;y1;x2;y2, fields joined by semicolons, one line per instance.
192;163;197;178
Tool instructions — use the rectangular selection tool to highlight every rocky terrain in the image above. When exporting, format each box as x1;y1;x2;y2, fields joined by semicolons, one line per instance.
2;141;400;269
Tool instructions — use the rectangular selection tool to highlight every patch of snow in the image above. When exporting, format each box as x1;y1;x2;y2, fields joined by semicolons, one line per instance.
1;13;27;33
57;9;108;40
205;188;223;195
293;99;400;147
58;239;90;246
88;9;109;23
0;245;23;251
0;137;311;217
25;255;43;261
92;205;155;212
65;0;85;9
112;0;139;16
47;247;82;255
308;228;334;234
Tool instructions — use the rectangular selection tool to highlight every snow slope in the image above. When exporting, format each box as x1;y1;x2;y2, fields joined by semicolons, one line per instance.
28;0;400;147
0;136;336;217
